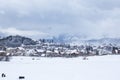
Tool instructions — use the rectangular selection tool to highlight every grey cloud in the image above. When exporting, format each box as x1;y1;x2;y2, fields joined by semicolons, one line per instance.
0;0;120;38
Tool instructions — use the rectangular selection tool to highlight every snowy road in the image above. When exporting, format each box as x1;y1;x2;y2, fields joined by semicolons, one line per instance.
0;55;120;80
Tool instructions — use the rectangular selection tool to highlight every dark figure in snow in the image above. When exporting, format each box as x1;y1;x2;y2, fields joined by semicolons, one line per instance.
1;73;6;77
83;56;88;60
19;76;25;79
112;47;118;54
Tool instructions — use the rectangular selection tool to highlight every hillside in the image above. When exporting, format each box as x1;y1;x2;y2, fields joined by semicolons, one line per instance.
0;35;36;47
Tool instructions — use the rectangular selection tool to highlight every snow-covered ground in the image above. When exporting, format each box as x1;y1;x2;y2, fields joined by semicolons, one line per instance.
0;55;120;80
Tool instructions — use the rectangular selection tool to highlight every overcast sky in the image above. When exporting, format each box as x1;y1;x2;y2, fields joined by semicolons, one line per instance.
0;0;120;39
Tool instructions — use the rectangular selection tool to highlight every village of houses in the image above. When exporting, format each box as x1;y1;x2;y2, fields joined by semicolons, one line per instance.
0;39;120;61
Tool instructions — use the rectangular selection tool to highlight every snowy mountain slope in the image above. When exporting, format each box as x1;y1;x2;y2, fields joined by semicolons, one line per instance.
87;38;120;45
53;34;88;43
54;34;120;46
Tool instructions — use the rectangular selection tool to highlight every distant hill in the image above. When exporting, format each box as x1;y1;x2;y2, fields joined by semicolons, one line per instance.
0;35;119;47
86;38;120;45
0;35;36;47
53;34;120;45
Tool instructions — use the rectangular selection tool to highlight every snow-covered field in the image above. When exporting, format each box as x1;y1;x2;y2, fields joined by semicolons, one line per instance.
0;55;120;80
